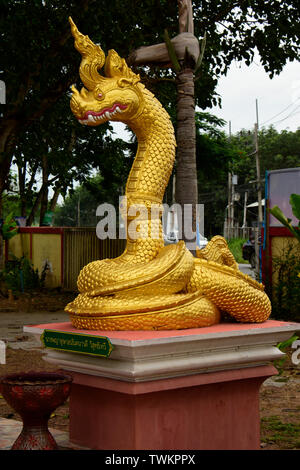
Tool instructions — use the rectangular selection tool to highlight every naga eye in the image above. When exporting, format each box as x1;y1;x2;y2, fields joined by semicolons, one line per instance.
94;88;104;100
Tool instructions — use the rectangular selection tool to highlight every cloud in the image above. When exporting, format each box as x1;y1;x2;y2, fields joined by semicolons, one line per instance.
210;59;300;134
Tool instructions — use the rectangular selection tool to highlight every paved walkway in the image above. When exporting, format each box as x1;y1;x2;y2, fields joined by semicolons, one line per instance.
0;417;79;450
238;263;256;279
0;310;69;350
0;311;75;450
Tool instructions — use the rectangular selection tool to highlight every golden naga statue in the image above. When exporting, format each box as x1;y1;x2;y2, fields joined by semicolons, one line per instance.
65;18;271;330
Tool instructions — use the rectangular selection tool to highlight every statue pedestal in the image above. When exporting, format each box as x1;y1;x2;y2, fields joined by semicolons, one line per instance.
25;320;300;450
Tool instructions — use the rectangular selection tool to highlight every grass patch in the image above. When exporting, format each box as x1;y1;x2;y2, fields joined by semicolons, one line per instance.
227;238;248;264
261;416;300;449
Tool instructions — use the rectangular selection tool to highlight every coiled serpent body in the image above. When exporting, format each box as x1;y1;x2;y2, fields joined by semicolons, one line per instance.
65;19;271;330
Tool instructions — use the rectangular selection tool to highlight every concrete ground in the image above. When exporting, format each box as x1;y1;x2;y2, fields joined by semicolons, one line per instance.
0;310;78;450
238;263;256;279
0;310;69;350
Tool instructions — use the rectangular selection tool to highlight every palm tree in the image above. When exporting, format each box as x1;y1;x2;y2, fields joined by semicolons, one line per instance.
128;0;204;249
175;1;198;247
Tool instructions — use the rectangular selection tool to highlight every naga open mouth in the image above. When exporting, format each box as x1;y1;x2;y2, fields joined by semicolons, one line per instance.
78;103;128;124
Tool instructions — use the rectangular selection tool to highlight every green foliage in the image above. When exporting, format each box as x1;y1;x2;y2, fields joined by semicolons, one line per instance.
277;335;299;353
227;238;248;264
271;243;300;322
270;194;300;243
2;193;20;220
163;29;181;72
0;0;181;220
1;213;18;240
53;173;125;227
10;95;126;222
261;416;300;449
194;32;207;76
195;112;244;235
273;334;299;375
225;129;300;234
231;128;300;186
193;1;300;79
290;194;300;221
1;0;300;230
0;255;44;294
268;195;300;323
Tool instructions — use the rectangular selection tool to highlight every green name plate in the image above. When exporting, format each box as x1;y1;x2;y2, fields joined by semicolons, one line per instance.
41;329;114;357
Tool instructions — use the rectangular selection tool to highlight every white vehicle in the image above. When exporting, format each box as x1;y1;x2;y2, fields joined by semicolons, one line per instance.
197;232;208;250
164;228;208;250
164;230;179;245
163;209;208;249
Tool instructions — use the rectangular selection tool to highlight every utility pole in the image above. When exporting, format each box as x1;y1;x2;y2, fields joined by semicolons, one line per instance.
254;99;263;277
254;99;263;225
242;190;248;238
77;193;80;227
227;173;231;238
231;175;235;231
227;121;232;239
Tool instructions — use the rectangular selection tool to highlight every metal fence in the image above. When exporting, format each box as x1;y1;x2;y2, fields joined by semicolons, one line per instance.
63;228;126;291
224;226;253;240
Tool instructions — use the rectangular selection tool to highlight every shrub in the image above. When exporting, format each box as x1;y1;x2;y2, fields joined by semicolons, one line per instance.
227;237;248;264
0;255;45;295
270;243;300;322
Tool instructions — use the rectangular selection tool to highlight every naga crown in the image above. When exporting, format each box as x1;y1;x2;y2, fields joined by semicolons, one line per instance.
69;17;140;91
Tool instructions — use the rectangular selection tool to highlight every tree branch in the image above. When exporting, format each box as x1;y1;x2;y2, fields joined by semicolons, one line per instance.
212;0;249;23
5;0;93;113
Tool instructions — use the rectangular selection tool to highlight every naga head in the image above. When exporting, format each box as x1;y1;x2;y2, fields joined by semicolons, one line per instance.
69;17;142;126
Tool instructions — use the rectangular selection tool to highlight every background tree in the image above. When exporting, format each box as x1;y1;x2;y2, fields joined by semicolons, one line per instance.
1;0;300;266
195;112;244;236
127;0;300;244
0;0;180;266
8;95;129;226
227;126;300;230
54;175;107;227
53;170;132;227
193;122;300;236
128;0;206;246
231;126;300;186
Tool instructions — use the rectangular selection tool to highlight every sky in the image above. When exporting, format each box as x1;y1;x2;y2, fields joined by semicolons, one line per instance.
209;58;300;135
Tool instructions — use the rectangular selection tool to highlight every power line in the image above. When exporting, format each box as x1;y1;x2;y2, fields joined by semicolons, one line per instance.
270;105;300;125
261;96;300;126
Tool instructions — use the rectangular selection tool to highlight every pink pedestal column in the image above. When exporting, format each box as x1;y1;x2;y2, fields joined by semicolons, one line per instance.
69;365;275;450
24;320;300;450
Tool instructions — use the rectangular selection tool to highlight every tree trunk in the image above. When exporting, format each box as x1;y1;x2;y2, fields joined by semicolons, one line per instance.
39;187;48;226
175;67;198;248
174;1;198;251
84;0;201;251
0;175;6;269
0;121;20;216
0;120;20;269
24;161;39;218
26;186;44;227
50;186;60;212
127;33;199;68
18;161;27;217
39;153;49;226
178;0;193;34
